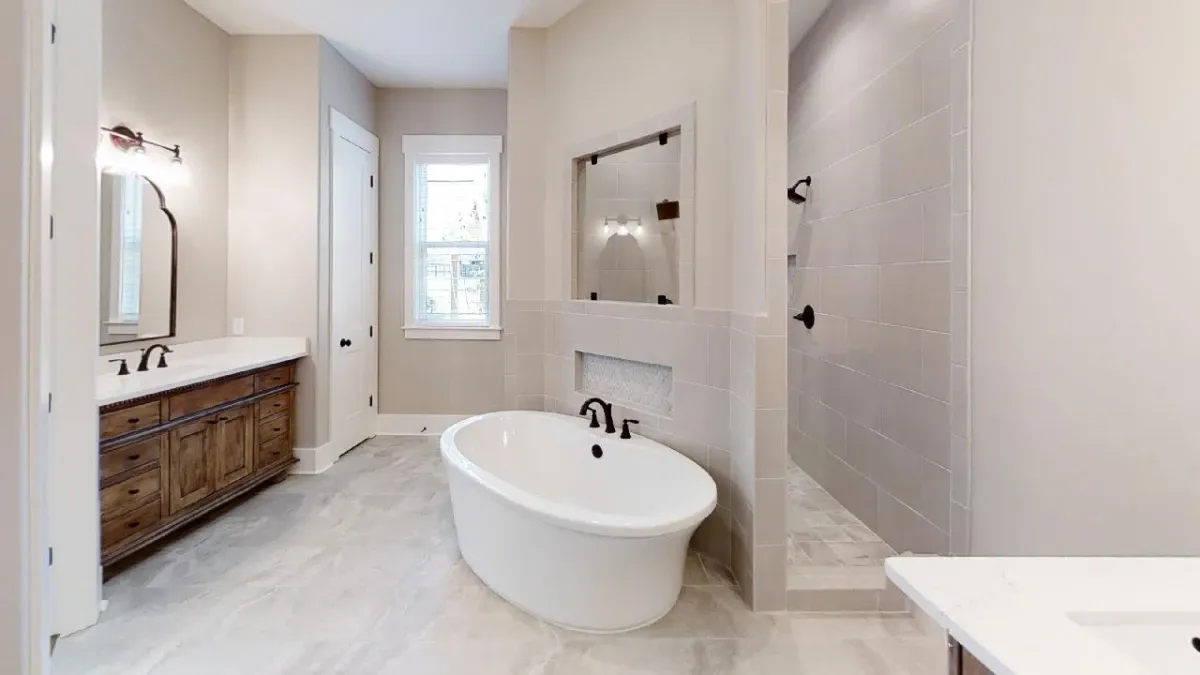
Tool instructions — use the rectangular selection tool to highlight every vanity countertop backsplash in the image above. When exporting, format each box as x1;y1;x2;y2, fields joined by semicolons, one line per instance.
97;337;308;406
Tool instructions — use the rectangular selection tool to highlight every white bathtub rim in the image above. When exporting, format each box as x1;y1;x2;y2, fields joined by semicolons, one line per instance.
441;411;717;539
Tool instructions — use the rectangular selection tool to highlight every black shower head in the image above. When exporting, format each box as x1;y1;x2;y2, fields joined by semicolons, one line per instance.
788;176;812;204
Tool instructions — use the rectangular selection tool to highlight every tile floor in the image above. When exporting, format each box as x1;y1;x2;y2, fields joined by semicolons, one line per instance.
786;462;899;610
56;437;941;674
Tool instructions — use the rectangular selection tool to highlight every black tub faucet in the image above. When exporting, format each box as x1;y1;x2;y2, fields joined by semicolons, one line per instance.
579;397;616;435
137;343;173;372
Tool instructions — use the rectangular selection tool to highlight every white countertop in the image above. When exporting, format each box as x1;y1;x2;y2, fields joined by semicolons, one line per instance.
98;337;308;406
886;556;1200;675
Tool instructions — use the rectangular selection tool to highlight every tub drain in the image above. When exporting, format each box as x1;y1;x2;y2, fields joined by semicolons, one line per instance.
591;444;603;458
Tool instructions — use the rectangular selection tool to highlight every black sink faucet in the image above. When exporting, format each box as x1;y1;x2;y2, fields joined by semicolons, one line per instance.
579;397;616;434
137;343;173;372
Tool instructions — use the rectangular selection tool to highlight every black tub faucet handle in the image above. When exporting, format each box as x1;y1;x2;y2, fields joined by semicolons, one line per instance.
621;419;640;440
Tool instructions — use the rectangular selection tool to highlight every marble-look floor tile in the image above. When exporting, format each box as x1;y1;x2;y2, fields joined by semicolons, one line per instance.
59;438;935;675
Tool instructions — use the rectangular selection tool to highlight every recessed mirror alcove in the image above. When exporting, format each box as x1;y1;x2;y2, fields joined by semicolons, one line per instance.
569;106;696;307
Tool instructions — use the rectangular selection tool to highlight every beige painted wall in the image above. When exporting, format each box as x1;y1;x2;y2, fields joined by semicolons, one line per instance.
0;0;41;665
971;0;1200;555
542;0;731;309
375;88;508;415
101;0;229;351
227;36;322;447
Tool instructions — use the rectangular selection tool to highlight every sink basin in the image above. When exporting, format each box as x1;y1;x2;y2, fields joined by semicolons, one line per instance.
1069;611;1200;673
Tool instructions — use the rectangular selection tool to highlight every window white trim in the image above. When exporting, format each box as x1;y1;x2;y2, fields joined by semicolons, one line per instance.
402;134;503;341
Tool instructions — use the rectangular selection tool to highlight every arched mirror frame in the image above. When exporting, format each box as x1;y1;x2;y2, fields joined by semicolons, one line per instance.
101;174;179;346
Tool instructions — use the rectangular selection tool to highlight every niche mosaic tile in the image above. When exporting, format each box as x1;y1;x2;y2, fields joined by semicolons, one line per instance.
579;352;673;415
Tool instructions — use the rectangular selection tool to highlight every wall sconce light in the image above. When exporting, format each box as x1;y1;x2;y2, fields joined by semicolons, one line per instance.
100;124;190;185
604;215;642;237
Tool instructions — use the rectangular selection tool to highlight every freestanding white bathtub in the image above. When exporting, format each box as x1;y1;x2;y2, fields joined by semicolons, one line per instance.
440;410;717;633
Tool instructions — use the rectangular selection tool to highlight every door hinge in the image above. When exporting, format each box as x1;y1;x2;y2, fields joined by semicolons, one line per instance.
48;547;53;566
370;175;374;188
368;395;374;408
369;325;373;338
50;24;56;44
49;215;54;239
369;252;373;264
47;392;52;413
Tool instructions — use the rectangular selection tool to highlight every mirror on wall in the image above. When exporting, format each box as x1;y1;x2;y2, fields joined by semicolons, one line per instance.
99;172;177;346
573;128;683;305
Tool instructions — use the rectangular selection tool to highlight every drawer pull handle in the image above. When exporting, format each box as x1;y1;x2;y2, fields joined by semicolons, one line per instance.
273;403;281;408
127;521;140;528
127;417;140;424
128;489;140;495
128;454;140;461
272;427;281;432
218;416;229;422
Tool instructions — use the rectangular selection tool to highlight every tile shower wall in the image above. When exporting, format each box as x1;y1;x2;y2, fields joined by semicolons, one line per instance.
786;0;970;556
543;302;735;567
724;0;792;610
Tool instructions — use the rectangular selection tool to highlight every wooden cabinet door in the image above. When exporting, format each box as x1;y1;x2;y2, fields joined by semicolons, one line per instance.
168;417;216;514
214;405;255;489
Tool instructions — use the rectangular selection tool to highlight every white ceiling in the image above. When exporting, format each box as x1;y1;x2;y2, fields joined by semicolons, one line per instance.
790;0;832;49
183;0;829;87
183;0;588;88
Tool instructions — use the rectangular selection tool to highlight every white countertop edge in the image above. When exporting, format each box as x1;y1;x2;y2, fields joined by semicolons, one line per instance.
885;558;1156;675
886;559;1017;674
97;345;308;406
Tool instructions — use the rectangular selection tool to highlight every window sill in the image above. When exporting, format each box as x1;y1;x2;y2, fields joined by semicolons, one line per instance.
104;320;142;335
403;326;502;341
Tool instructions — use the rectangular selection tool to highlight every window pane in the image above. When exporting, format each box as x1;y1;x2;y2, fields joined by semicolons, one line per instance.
416;162;490;244
118;175;143;321
417;246;490;324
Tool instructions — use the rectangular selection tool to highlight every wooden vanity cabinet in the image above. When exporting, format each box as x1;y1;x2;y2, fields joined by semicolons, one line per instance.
949;638;994;675
99;360;299;567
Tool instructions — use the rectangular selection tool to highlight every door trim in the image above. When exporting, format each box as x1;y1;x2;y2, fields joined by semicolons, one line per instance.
327;109;379;459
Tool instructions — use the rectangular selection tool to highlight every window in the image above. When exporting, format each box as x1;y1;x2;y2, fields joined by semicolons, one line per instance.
104;173;144;333
403;135;502;340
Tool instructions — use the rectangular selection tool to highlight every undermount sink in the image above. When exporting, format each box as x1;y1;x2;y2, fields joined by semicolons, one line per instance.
1069;611;1200;673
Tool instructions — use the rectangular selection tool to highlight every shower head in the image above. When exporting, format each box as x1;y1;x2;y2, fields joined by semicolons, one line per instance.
788;176;812;204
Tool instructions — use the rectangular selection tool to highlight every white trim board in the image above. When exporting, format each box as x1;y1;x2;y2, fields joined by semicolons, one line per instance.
291;442;340;475
376;414;469;436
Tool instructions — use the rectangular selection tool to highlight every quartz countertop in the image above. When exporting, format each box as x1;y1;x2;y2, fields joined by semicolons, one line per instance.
886;556;1200;675
98;337;308;406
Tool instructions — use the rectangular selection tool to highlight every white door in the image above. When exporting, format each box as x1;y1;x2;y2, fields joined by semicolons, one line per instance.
329;110;379;456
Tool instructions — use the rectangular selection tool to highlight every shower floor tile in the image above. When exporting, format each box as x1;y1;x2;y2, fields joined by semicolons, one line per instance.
786;461;898;609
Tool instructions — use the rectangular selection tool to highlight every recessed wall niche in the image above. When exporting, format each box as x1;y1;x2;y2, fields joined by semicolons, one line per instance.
577;352;673;416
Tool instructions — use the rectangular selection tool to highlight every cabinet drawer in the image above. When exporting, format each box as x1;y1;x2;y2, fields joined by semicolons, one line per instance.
169;376;254;420
100;401;162;441
101;500;161;552
254;365;292;392
257;391;291;421
100;435;163;483
257;412;290;444
101;468;161;520
257;433;292;469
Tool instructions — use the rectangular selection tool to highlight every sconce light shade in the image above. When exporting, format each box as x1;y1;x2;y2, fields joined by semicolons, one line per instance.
656;199;680;221
164;151;190;186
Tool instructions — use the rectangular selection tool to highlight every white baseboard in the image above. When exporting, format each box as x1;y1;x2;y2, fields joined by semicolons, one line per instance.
291;442;339;475
375;414;469;436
